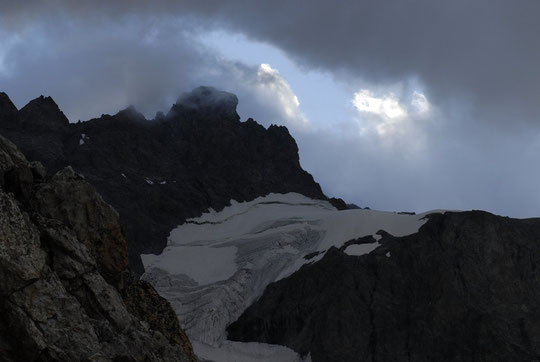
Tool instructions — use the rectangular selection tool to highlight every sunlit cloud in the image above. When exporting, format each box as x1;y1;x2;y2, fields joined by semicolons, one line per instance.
253;63;309;128
411;91;430;114
350;88;433;155
352;90;406;119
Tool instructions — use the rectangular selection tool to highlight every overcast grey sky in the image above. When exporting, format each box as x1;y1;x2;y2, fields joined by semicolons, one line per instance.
1;1;539;217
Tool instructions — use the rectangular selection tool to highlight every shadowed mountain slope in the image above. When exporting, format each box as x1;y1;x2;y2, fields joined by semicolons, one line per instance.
228;211;540;362
0;87;339;274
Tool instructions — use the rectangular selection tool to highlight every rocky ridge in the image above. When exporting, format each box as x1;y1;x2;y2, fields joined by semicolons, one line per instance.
0;133;196;361
227;212;540;361
0;88;343;274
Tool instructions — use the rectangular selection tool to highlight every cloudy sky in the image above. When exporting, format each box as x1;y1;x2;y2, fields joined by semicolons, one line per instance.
1;1;539;217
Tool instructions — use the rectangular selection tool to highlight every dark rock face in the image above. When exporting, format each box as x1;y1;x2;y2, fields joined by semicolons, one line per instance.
0;88;327;274
0;134;196;361
171;86;240;121
18;95;70;132
31;166;129;289
121;273;195;358
1;94;68;172
0;93;18;130
328;197;347;210
228;212;540;362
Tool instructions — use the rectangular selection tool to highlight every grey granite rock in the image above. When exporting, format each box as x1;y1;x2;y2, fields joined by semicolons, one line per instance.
0;134;197;361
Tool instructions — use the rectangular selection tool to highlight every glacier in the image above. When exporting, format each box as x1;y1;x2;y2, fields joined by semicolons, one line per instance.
142;193;442;361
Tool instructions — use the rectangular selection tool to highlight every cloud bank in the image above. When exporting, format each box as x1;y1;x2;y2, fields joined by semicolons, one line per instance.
1;1;539;217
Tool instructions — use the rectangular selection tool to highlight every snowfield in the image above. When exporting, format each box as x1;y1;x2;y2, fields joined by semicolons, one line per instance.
142;193;442;362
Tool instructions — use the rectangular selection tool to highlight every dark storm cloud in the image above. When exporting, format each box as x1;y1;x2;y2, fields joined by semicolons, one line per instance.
0;19;209;120
0;7;294;124
3;0;538;126
1;1;540;217
186;0;540;128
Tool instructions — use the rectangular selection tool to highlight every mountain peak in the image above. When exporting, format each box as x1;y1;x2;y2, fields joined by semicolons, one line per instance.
167;86;239;122
0;92;17;112
0;92;19;130
19;95;69;132
115;105;147;122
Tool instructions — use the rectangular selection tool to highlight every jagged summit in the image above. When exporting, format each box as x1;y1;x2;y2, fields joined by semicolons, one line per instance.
115;105;148;123
167;86;240;122
19;95;69;132
0;87;329;274
0;92;17;113
0;92;18;130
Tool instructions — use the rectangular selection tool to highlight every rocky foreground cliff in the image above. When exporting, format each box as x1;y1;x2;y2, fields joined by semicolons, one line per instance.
227;211;540;361
0;134;196;361
0;88;343;274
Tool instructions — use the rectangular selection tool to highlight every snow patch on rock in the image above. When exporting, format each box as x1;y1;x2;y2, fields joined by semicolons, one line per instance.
193;340;311;362
79;133;90;145
344;242;381;256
